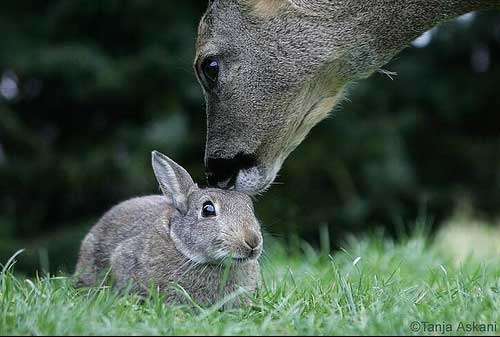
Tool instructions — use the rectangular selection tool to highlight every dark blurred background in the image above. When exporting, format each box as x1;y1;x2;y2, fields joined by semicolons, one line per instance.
1;1;499;274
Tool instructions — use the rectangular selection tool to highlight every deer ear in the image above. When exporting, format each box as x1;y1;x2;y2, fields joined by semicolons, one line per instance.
240;0;291;18
151;151;196;214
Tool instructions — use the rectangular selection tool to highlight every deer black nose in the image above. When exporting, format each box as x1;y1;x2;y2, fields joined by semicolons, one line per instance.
205;153;257;188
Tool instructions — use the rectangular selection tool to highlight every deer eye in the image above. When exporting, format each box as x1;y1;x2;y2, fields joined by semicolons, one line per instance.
199;56;220;89
202;201;217;217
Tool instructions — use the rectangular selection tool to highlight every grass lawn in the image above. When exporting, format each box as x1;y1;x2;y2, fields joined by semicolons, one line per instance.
1;224;499;335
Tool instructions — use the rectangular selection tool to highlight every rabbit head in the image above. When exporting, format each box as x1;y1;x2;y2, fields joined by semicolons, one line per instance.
152;151;263;264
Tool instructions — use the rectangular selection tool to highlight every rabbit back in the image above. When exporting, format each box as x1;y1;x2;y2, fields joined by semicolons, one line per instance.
75;195;174;286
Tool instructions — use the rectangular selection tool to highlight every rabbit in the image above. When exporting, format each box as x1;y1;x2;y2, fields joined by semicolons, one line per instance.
74;151;263;306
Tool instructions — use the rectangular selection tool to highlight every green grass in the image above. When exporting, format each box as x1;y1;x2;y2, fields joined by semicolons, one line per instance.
1;228;499;336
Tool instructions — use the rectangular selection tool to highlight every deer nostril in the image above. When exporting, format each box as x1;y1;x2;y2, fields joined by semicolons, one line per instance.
205;153;258;188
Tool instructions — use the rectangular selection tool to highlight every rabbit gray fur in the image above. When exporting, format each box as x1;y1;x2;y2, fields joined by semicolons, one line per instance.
74;151;262;306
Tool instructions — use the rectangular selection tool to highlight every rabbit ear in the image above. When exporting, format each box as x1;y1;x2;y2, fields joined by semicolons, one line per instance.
151;151;195;214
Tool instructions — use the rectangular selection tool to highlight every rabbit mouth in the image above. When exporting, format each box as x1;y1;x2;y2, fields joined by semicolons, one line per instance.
231;247;261;263
226;254;258;264
210;246;261;264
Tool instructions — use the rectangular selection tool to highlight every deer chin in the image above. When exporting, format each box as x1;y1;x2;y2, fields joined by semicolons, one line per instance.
234;161;283;195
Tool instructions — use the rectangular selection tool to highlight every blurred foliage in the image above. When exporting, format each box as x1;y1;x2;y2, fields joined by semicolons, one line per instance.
0;1;499;273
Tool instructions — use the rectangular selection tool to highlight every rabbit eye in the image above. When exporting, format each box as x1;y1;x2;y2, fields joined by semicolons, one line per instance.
202;201;217;217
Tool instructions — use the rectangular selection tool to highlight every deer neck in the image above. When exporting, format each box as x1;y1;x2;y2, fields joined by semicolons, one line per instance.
292;0;499;79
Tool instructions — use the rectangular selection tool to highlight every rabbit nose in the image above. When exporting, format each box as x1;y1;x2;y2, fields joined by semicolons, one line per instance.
244;232;261;250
